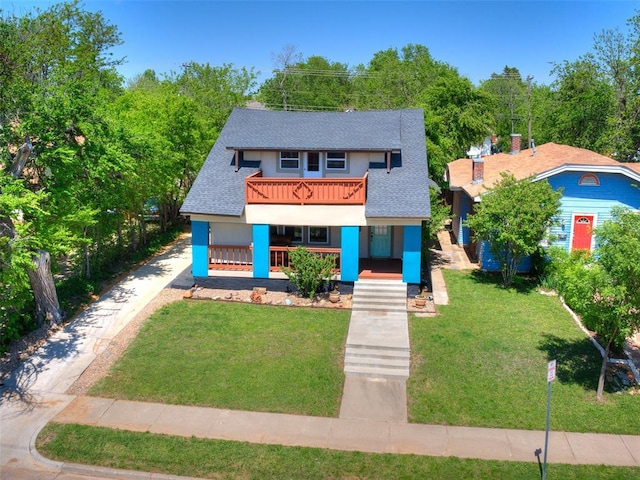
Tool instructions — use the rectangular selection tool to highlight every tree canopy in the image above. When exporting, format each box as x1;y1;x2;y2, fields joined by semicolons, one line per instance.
464;174;562;287
551;209;640;400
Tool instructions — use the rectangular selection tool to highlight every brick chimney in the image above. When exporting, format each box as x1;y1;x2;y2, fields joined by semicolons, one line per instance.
510;133;521;154
472;156;484;184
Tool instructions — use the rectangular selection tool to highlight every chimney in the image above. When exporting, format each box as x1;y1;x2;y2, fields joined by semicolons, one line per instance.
472;156;484;183
510;133;521;154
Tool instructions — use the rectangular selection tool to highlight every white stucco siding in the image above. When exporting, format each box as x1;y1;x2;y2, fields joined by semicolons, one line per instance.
210;223;252;245
250;150;381;179
246;204;367;226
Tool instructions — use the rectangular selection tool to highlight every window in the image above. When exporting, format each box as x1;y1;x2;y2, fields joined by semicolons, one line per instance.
308;226;329;244
279;151;300;169
578;173;600;186
283;226;303;243
326;151;347;170
272;225;303;244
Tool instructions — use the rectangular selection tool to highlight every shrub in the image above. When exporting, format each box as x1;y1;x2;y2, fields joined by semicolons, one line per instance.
281;247;337;300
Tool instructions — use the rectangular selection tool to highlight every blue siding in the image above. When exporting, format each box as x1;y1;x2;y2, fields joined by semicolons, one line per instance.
191;221;209;277
341;226;359;282
457;193;473;245
547;172;640;251
458;195;473;245
478;241;532;272
402;225;422;284
475;171;639;271
252;224;270;278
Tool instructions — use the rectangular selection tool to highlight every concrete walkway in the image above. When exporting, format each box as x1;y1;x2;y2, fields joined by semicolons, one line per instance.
1;235;639;480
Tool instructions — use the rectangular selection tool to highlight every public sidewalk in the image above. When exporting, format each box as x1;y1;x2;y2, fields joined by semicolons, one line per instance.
54;395;640;467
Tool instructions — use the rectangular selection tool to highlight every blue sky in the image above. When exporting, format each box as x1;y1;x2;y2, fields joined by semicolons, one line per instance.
4;1;639;87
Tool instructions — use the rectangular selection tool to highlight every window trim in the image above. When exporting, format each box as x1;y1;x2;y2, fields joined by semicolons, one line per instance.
308;226;329;245
325;151;348;171
278;151;300;170
275;225;303;244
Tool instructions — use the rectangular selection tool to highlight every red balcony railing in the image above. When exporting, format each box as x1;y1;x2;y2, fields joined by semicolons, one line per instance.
245;171;367;205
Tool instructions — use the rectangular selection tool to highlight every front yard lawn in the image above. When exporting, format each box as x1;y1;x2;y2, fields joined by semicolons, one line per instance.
89;301;350;417
408;269;640;434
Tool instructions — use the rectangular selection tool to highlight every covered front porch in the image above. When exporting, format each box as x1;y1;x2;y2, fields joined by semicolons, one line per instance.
206;245;402;280
191;221;421;283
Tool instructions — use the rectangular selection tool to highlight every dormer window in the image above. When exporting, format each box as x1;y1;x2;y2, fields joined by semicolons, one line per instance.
326;151;347;170
279;151;300;169
578;173;600;186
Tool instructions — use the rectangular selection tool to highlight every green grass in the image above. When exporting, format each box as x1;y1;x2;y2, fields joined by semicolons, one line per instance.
408;269;640;434
89;301;350;417
37;423;638;480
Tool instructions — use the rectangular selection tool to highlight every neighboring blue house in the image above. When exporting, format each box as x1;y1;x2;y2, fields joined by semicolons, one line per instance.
445;137;640;270
180;108;434;284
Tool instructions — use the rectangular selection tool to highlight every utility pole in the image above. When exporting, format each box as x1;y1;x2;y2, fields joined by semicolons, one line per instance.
527;75;533;149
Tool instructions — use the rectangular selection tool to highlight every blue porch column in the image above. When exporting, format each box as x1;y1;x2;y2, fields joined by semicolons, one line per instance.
191;220;209;277
341;226;359;282
402;225;422;284
253;224;270;278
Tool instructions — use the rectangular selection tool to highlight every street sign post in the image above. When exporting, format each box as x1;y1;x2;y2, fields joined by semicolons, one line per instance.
542;360;556;480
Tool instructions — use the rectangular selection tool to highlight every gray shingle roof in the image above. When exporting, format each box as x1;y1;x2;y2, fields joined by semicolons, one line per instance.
180;108;432;219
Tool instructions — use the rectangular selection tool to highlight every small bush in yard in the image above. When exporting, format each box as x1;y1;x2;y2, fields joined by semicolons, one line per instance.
282;247;337;300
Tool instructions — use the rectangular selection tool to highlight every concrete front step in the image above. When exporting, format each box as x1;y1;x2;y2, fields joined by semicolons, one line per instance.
351;300;407;312
345;345;410;359
345;281;410;379
344;344;410;378
352;280;408;312
344;365;410;379
345;357;410;370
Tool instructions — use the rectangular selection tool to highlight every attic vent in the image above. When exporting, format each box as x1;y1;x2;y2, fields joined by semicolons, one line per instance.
578;173;600;186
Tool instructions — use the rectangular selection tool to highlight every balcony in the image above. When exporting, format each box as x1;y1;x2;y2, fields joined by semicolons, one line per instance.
245;171;367;205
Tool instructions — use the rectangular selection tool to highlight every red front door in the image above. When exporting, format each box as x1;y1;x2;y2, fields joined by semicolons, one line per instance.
571;215;594;250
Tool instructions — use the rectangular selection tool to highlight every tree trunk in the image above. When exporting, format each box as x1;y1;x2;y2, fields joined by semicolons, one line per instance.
8;137;64;326
27;249;64;326
596;338;613;402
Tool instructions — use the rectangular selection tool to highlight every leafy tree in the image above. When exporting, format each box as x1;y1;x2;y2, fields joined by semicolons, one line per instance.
480;66;529;150
352;44;447;110
548;11;639;160
0;1;123;341
464;174;562;287
550;57;615;152
423;185;451;245
281;247;337;300
552;210;640;400
259;53;351;111
591;209;640;399
421;73;494;181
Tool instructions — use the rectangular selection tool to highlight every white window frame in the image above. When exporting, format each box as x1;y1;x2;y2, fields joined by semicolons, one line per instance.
325;151;347;171
308;226;329;245
279;151;300;170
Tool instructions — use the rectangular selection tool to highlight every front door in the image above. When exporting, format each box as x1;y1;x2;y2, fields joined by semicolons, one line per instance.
370;226;392;258
571;215;595;250
304;152;322;178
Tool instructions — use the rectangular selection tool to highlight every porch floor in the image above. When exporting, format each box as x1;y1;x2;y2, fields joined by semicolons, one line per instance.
358;258;402;280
